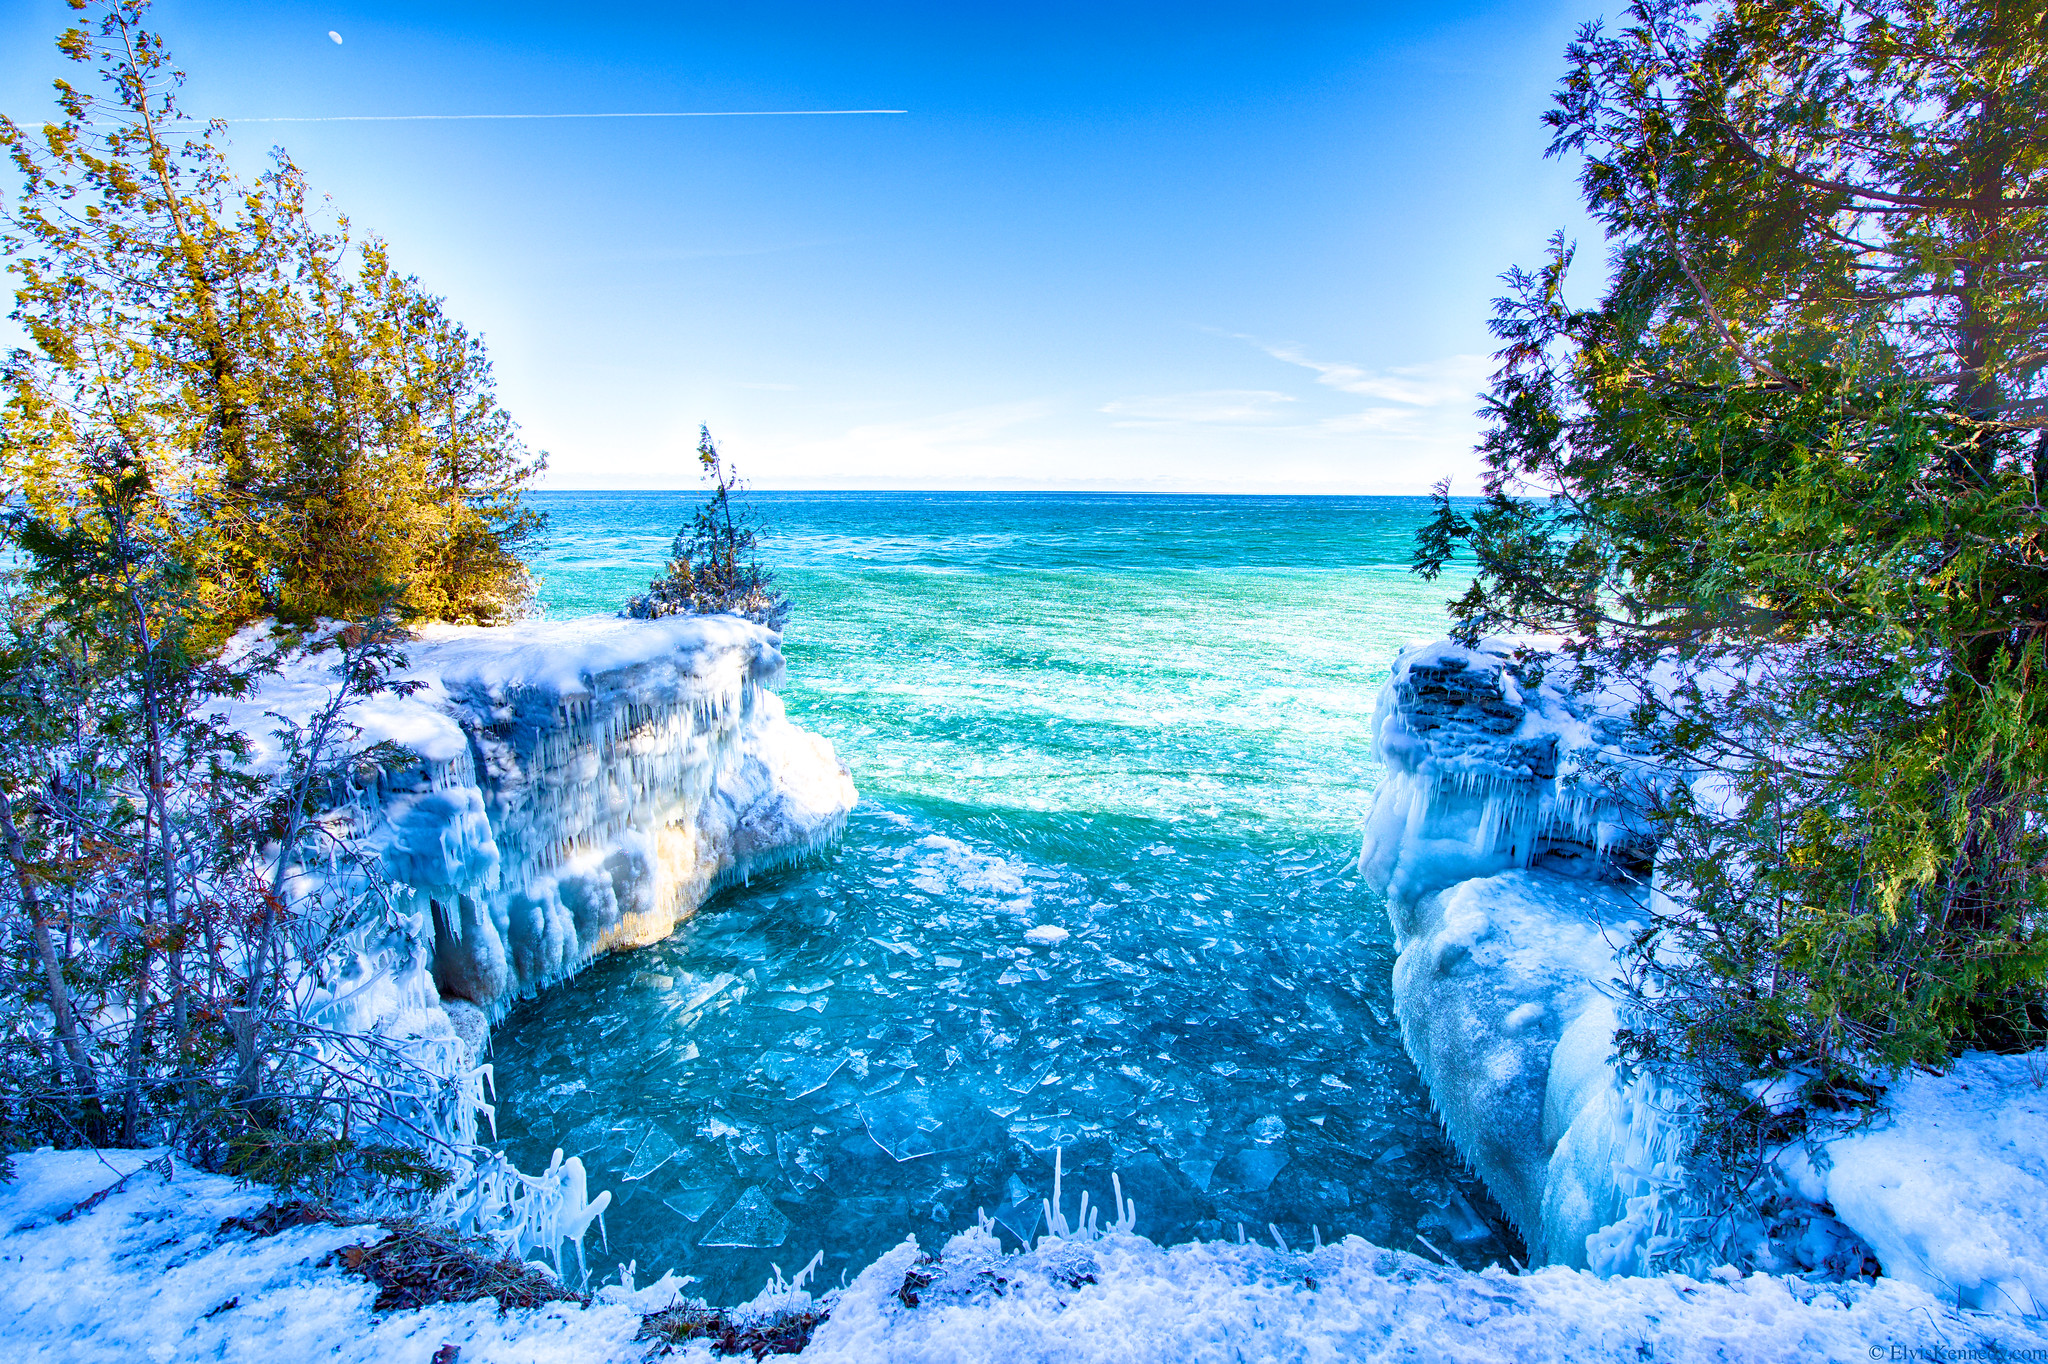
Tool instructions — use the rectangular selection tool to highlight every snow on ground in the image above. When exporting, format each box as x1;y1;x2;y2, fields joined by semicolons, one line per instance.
1821;1050;2048;1314
0;1150;643;1364
7;1148;2046;1363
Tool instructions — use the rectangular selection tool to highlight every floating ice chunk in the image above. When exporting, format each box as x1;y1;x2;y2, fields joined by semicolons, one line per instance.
561;1117;612;1155
860;1088;945;1161
1250;1115;1288;1144
663;1186;723;1222
678;972;740;1014
700;1185;792;1248
783;1053;849;1100
540;1079;588;1106
1441;1187;1494;1244
1024;925;1070;946
1217;1144;1289;1193
1009;1115;1083;1154
772;977;835;995
624;1125;680;1180
1177;1157;1218;1193
868;1022;934;1046
993;1172;1045;1243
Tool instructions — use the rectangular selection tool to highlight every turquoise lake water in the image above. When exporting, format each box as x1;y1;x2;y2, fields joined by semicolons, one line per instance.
487;491;1514;1301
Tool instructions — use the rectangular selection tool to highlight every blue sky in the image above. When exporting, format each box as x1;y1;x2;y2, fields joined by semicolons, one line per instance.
1;1;1602;492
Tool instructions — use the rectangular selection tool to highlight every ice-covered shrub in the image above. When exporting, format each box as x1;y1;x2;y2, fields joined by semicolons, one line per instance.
0;452;473;1204
624;427;790;630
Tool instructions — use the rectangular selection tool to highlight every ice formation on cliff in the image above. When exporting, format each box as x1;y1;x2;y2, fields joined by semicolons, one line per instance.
1359;639;2048;1311
1357;640;1661;1268
212;615;856;1274
238;614;857;1017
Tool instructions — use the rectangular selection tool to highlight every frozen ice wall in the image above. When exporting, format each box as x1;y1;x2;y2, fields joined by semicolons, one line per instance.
1360;640;2048;1311
246;615;857;1018
1358;641;1655;1268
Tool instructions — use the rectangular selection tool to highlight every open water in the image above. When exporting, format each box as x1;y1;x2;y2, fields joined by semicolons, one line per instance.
486;491;1516;1301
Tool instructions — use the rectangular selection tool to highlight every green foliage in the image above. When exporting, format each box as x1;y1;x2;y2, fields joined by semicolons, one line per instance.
625;426;790;629
0;2;532;1206
0;0;544;638
225;1126;454;1205
1426;0;2048;1171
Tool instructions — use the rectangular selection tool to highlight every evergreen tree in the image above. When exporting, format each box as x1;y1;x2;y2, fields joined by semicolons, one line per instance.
1419;0;2048;1201
0;0;544;637
625;427;790;629
0;1;531;1190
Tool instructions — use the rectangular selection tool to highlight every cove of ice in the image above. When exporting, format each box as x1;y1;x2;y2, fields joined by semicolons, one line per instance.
482;492;1529;1304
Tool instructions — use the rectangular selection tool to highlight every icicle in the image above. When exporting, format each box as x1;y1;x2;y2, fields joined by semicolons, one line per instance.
788;1250;826;1295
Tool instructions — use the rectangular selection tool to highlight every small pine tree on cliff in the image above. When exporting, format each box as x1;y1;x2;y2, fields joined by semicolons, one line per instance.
625;427;790;629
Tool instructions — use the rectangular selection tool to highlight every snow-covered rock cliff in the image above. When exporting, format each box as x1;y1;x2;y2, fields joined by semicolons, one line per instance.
245;615;857;1017
1358;640;1657;1268
1360;640;2048;1312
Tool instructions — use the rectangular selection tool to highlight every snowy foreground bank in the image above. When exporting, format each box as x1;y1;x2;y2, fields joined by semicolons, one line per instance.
1361;639;2048;1311
8;1147;2047;1363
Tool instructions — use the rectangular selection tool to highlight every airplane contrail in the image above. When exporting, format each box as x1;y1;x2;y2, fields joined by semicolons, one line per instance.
163;109;907;125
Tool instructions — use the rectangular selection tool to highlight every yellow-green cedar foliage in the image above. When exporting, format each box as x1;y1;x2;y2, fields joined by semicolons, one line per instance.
1;2;543;640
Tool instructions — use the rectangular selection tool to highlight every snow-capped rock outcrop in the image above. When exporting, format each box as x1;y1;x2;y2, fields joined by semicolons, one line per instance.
245;615;857;1016
1359;641;1656;1268
1360;640;2048;1311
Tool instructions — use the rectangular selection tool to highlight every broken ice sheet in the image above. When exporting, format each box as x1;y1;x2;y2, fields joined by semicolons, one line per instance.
663;1186;723;1222
859;1087;945;1161
993;1172;1043;1243
1009;1115;1083;1154
700;1185;792;1248
560;1117;612;1156
624;1124;680;1180
783;1053;849;1100
1215;1143;1289;1193
674;971;739;1014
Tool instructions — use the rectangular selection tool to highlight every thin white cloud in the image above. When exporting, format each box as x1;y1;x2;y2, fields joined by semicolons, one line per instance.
1250;341;1489;409
1099;389;1297;427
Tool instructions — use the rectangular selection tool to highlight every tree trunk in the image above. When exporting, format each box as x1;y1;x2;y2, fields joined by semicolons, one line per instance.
0;790;101;1126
